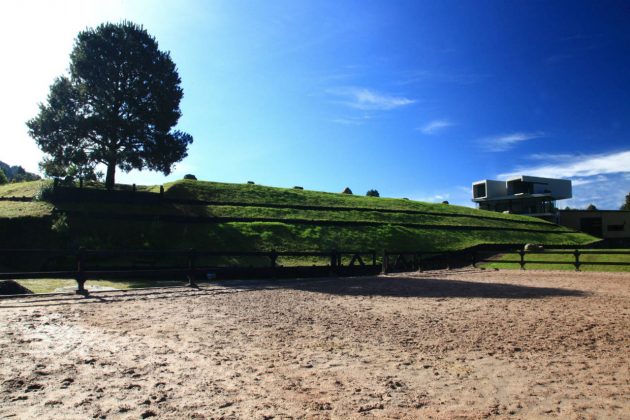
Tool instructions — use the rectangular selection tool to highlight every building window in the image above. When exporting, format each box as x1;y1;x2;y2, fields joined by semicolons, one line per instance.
607;224;625;232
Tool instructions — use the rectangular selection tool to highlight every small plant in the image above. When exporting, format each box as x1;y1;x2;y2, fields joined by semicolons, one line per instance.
342;187;353;194
35;182;55;201
293;186;303;190
51;212;70;235
183;174;197;180
366;189;380;197
247;181;255;184
442;200;449;205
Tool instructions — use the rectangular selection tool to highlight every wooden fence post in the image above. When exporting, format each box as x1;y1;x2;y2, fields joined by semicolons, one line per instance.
418;253;423;272
382;251;389;274
75;247;88;295
471;250;477;268
574;249;581;271
519;249;526;270
371;250;377;267
187;248;197;287
269;251;278;268
330;250;339;275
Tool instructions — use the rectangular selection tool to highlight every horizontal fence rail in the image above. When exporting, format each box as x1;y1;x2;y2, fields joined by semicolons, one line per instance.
0;248;380;295
1;246;629;297
472;249;630;271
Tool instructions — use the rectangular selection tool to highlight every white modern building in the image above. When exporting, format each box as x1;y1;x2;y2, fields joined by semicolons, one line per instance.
472;175;572;219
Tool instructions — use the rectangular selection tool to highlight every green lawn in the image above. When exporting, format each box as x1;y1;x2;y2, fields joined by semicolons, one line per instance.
0;180;50;198
16;278;199;294
0;201;53;218
481;249;630;272
0;178;598;257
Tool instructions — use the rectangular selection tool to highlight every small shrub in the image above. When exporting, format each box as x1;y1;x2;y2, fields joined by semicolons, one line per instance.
0;169;7;185
247;181;255;184
183;174;197;180
293;186;303;190
51;212;70;235
366;189;380;197
442;200;449;205
342;187;353;194
35;182;55;201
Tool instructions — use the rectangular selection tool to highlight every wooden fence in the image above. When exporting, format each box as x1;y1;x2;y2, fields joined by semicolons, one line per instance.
0;248;380;295
1;247;629;297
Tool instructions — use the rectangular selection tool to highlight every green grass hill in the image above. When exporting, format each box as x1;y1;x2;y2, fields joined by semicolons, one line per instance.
0;179;596;261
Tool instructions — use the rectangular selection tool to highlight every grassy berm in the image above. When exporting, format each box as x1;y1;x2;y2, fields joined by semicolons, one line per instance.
0;179;596;260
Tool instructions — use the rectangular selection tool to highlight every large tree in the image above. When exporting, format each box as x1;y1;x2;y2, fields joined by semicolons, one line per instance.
27;21;193;189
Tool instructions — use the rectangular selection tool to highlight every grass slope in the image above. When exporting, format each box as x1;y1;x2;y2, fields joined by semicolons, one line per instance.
0;179;596;255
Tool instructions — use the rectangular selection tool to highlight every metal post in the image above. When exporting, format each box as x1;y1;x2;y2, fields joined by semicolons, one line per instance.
75;247;88;295
519;249;526;270
574;249;581;271
187;248;197;287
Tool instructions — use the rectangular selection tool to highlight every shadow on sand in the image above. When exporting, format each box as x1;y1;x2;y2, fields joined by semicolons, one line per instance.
219;276;588;299
0;275;587;309
214;275;587;299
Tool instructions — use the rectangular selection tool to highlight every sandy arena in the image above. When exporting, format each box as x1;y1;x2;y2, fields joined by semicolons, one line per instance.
1;268;629;419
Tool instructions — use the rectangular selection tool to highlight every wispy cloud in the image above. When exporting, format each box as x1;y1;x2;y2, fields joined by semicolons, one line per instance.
479;132;544;152
397;69;488;86
498;150;630;179
329;114;374;126
497;150;630;209
562;174;629;210
418;119;453;135
327;87;415;111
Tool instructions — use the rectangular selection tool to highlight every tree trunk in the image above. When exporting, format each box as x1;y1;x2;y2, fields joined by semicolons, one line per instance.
105;162;116;190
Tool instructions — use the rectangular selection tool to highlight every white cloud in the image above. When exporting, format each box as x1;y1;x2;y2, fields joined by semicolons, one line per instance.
498;150;630;180
479;132;544;152
407;185;475;208
498;150;630;209
327;87;415;111
329;114;374;126
562;173;629;210
418;119;453;135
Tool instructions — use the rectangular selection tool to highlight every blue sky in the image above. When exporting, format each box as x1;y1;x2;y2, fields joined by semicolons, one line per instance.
2;0;629;208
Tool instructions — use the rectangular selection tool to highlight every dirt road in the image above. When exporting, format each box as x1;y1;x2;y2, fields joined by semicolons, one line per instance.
1;268;629;419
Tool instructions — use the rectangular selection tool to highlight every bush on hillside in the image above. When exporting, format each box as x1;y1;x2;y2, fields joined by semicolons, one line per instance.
0;169;7;185
293;186;303;190
342;187;353;194
366;189;379;197
35;182;55;201
184;174;197;180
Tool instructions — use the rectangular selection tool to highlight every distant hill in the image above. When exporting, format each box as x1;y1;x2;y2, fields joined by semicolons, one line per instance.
0;179;597;255
0;161;40;182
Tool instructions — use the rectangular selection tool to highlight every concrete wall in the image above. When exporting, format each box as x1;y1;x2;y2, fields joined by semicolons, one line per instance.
558;210;630;239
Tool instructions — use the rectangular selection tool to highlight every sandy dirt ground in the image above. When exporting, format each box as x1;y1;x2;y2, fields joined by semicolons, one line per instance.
1;268;629;419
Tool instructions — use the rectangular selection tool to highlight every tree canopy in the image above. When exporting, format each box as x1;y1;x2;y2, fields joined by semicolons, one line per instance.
27;21;193;189
366;189;380;197
621;193;630;211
